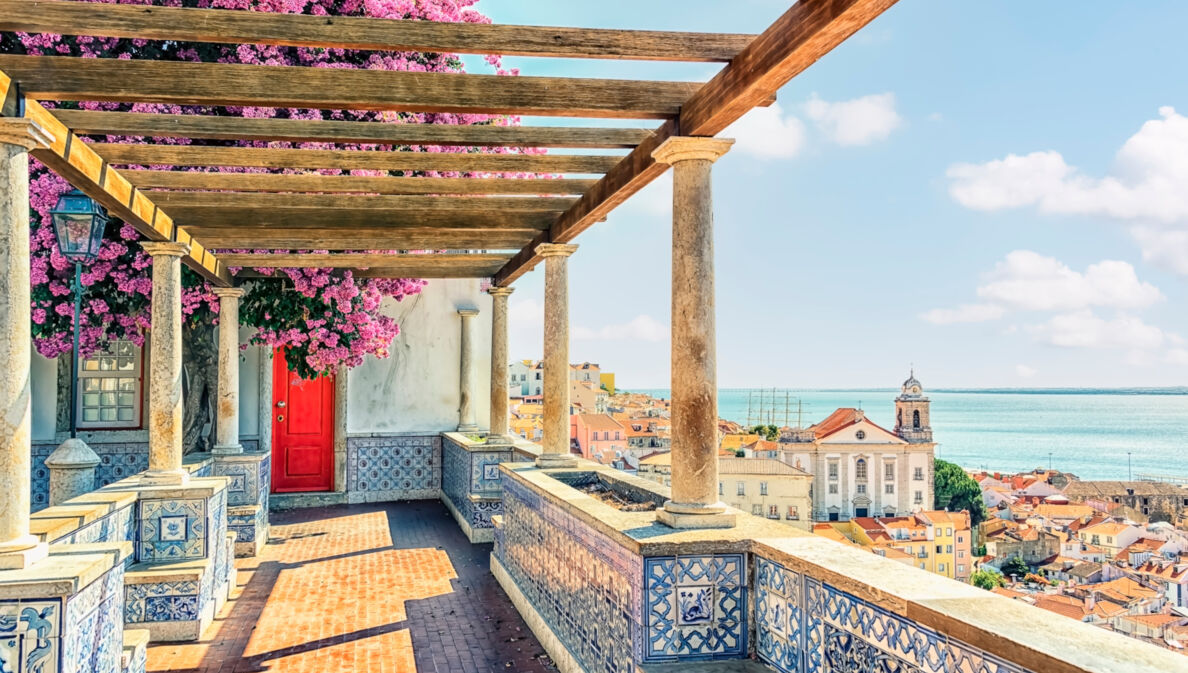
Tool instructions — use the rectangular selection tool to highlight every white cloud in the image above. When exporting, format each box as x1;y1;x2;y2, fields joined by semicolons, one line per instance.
625;172;671;215
946;107;1188;273
804;92;902;146
508;297;543;327
1026;310;1169;350
920;303;1004;325
1015;364;1037;379
573;315;667;342
1167;348;1188;366
976;251;1163;312
725;103;806;159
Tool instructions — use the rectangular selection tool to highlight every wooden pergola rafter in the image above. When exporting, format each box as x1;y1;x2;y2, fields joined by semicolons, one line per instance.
0;0;897;286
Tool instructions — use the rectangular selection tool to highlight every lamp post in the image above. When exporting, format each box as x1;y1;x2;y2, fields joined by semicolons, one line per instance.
48;189;109;439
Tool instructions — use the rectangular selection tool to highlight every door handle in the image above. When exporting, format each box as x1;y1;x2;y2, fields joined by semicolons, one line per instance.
277;414;285;422
276;401;286;408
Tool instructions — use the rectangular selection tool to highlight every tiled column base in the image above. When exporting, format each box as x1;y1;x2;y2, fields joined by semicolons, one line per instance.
0;541;129;673
123;478;229;643
211;452;270;558
123;558;216;643
120;629;148;673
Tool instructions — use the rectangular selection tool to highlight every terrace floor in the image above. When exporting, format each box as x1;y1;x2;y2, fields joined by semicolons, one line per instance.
147;500;557;673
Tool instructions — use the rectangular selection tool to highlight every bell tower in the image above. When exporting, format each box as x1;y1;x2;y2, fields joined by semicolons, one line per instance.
894;370;932;443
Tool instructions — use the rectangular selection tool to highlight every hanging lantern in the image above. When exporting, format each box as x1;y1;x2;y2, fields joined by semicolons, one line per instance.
49;189;109;263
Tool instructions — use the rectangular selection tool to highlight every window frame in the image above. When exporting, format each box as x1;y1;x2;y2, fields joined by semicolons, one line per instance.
76;339;144;430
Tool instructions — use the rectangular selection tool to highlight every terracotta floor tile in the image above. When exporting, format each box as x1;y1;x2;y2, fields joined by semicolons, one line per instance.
147;501;556;673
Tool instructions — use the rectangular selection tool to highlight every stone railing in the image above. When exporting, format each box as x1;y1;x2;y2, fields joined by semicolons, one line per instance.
488;455;1186;673
440;432;536;543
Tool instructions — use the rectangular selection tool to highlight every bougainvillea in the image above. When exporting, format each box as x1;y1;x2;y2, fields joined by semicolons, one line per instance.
5;0;534;378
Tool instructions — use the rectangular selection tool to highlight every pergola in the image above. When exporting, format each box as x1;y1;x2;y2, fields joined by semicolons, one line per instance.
0;0;896;569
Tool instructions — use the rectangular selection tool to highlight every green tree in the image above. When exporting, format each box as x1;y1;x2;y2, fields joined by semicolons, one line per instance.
1002;555;1029;580
971;569;1005;591
751;424;780;441
735;450;746;458
933;459;988;526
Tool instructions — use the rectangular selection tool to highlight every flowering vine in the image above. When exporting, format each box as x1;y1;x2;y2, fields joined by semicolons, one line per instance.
5;0;535;378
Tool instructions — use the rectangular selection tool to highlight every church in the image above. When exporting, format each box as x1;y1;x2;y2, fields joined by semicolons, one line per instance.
772;373;936;521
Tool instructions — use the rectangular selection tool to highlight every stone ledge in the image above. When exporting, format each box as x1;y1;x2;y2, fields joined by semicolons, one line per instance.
48;541;133;568
124;557;210;584
61;489;138;514
0;543;125;598
442;431;520;452
642;661;770;673
270;491;348;511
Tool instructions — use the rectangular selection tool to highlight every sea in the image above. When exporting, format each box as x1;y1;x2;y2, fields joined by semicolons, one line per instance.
631;388;1188;481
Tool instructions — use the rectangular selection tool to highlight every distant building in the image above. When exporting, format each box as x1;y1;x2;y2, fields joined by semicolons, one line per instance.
570;413;627;466
1061;480;1188;524
830;510;973;581
637;454;812;531
600;372;615;395
778;372;936;522
509;360;543;397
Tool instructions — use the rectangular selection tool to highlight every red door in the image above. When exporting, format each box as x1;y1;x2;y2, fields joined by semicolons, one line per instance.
271;348;335;493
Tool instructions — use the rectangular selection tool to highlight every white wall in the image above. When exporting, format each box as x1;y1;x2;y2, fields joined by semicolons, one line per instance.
237;326;262;439
347;278;492;434
31;352;58;441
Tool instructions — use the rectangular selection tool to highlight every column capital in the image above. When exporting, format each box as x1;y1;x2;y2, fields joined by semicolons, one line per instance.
140;241;191;258
487;286;515;298
652;136;734;165
0;118;54;151
535;243;578;259
457;307;480;317
211;287;246;299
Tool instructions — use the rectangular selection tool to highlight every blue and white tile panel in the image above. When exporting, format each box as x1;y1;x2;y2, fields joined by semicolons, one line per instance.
346;435;440;502
137;498;208;563
30;442;150;512
0;561;124;673
754;554;1036;673
51;504;135;555
497;476;644;673
643;554;747;662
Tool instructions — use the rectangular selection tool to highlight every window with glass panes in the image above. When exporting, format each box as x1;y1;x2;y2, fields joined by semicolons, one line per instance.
78;339;141;428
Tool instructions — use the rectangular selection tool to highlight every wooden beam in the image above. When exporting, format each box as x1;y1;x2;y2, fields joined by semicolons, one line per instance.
680;0;899;136
0;55;702;119
90;144;621;174
122;171;596;195
0;1;753;62
494;0;899;285
170;209;555;231
149;192;577;212
220;252;508;270
192;229;535;251
51;110;654;149
0;80;230;285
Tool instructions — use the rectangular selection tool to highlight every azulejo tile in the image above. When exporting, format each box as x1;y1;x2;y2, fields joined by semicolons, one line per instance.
138;498;207;562
347;435;440;500
0;599;61;673
755;553;1036;673
643;554;747;662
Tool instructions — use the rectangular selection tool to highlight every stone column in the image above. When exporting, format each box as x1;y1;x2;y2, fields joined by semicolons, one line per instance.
487;287;515;444
652;136;736;529
536;243;578;468
140;241;191;486
0;119;51;569
212;288;245;455
457;308;479;433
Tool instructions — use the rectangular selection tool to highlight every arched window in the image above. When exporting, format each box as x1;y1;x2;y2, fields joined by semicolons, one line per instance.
912;410;921;429
855;459;868;480
897;409;903;428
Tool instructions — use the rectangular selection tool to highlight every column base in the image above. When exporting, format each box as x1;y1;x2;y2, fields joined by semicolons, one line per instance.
139;469;191;487
0;534;49;570
535;454;578;469
484;434;518;446
457;424;480;433
656;501;737;529
211;443;244;456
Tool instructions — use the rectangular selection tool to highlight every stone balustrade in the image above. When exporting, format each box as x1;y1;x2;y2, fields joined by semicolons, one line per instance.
485;452;1187;673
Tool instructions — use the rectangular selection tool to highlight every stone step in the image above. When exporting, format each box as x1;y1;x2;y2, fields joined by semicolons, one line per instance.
121;629;150;673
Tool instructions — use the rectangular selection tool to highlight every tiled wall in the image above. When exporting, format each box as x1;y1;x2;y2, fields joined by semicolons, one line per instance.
643;554;747;662
441;435;525;533
495;476;644;673
50;502;136;558
31;441;149;511
753;553;1037;673
0;560;125;673
346;435;441;503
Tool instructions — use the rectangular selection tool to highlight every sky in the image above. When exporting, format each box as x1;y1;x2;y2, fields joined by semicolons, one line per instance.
463;1;1188;390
